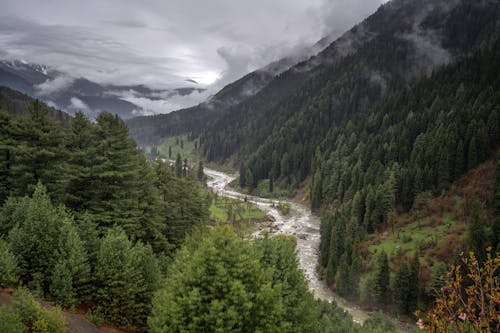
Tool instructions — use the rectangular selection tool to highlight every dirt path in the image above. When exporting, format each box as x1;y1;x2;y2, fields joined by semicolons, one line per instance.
0;289;129;333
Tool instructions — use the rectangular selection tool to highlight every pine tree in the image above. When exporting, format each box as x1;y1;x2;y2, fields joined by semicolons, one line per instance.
175;153;182;177
197;161;204;181
408;251;420;313
65;112;97;212
467;136;478;170
9;101;67;202
88;113;148;236
0;109;13;203
49;261;75;308
373;251;390;307
468;202;488;264
95;228;142;328
392;262;411;314
8;183;65;291
311;170;322;210
0;239;18;288
493;153;500;252
129;242;161;328
239;163;246;188
148;227;284;333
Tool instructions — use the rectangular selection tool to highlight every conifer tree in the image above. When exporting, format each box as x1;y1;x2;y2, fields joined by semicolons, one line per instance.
65;112;97;212
95;228;142;328
175;153;182;177
0;109;13;203
239;163;246;188
408;251;420;314
148;227;283;333
392;262;411;315
0;239;18;288
9;101;67;202
468;202;489;264
197;161;204;181
373;251;390;307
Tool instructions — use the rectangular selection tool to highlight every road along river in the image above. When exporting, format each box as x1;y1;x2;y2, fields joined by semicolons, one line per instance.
205;168;370;324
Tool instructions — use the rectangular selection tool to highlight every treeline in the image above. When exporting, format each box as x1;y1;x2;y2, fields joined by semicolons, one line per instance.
202;0;499;188
0;102;209;329
0;101;400;332
148;226;398;333
318;39;500;314
126;69;275;146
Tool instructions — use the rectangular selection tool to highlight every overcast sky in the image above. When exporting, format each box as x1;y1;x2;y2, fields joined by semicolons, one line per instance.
1;0;387;112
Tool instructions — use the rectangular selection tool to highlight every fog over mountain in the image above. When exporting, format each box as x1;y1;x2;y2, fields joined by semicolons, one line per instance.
0;0;387;116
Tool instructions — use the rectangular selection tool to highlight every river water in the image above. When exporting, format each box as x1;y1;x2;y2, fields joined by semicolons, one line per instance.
205;168;370;324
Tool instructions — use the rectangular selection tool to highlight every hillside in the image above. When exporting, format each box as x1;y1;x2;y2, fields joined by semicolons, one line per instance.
0;60;204;119
200;0;499;174
359;155;497;310
0;85;72;126
129;0;500;319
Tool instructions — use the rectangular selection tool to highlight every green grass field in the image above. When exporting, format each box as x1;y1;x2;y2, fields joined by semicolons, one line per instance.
146;134;236;173
209;196;265;224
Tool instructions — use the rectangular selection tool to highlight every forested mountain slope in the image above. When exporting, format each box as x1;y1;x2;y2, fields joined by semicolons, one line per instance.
0;86;72;126
125;15;353;147
200;0;499;184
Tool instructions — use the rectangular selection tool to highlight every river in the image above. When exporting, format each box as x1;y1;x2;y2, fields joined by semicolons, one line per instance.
205;168;371;325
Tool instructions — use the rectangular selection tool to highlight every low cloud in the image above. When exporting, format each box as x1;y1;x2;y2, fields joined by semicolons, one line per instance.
34;76;75;96
69;97;90;111
1;0;390;115
119;89;211;116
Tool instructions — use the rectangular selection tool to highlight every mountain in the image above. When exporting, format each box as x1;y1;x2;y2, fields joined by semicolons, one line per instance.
125;28;345;145
0;60;205;119
199;0;499;169
0;85;72;126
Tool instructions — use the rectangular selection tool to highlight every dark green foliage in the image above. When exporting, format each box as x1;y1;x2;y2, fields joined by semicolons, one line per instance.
426;262;447;297
373;251;390;307
65;112;97;212
87;113;155;237
408;252;420;312
6;184;90;307
255;235;318;332
148;227;284;333
95;227;160;329
198;0;499;196
0;239;18;288
0;305;23;333
362;313;397;332
392;252;419;315
9;100;67;203
175;153;182;177
493;153;500;252
153;161;208;251
0;109;13;204
197;161;204;181
392;262;411;315
468;202;490;264
8;288;66;333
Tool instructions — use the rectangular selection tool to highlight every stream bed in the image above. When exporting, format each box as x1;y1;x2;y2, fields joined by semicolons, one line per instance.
205;168;371;324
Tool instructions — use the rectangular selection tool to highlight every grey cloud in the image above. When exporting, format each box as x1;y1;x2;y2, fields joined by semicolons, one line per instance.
35;76;75;96
398;0;461;76
0;0;390;115
102;20;149;29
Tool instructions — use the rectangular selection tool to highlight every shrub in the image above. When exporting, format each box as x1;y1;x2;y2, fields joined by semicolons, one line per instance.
0;239;18;288
9;288;66;333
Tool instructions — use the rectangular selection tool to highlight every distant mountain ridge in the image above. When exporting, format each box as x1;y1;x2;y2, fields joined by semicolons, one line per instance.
0;85;72;126
125;19;352;145
0;60;205;119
